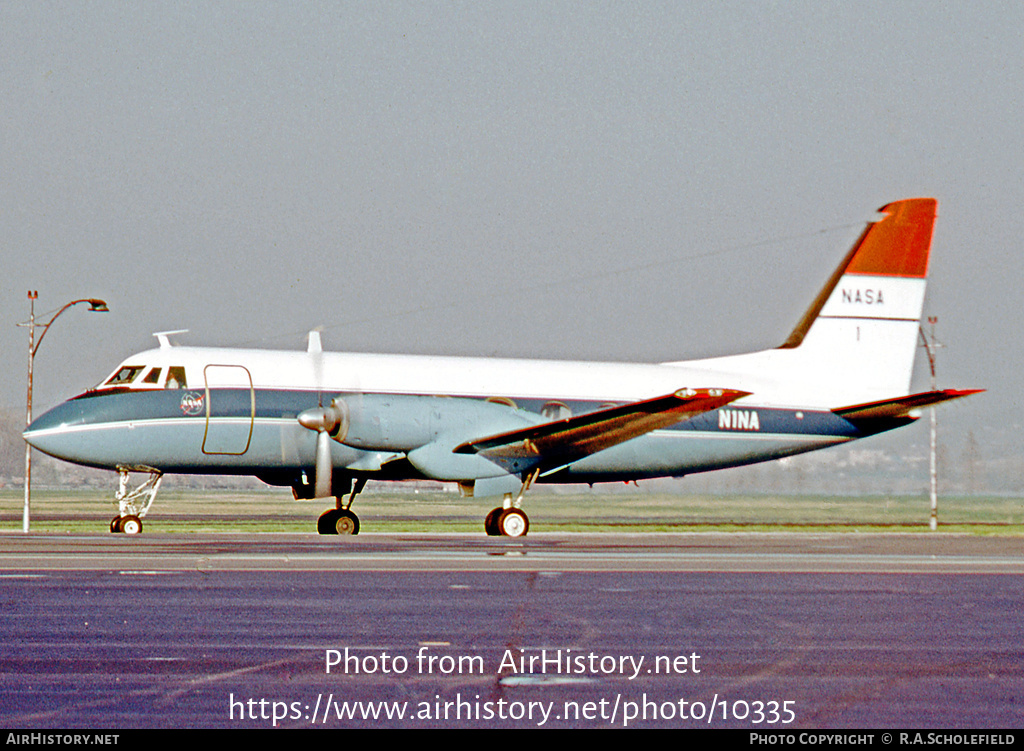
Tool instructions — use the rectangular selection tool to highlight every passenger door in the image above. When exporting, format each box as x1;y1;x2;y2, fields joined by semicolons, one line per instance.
202;364;255;455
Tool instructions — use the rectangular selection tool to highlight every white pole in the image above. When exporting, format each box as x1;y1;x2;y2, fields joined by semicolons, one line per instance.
922;317;939;532
23;291;37;533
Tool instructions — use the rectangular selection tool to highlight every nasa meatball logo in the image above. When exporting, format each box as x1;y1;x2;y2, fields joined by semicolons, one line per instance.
180;392;205;416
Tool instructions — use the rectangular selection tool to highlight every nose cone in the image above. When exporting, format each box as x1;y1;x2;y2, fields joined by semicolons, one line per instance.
23;395;109;468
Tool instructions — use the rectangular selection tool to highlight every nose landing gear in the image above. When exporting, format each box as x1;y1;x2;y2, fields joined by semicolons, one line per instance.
109;467;163;534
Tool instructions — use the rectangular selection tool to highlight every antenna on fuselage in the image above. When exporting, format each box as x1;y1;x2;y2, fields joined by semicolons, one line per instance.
153;330;189;348
307;329;323;354
308;328;325;408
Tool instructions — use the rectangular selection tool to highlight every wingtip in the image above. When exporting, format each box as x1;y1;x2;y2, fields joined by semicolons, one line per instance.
948;388;986;398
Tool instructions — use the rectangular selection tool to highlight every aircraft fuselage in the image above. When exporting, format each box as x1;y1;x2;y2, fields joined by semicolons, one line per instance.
25;347;862;488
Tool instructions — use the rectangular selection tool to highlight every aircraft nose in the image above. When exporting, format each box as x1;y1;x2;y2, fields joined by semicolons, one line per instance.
23;397;98;463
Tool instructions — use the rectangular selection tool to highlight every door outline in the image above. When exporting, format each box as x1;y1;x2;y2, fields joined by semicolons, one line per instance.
202;364;255;455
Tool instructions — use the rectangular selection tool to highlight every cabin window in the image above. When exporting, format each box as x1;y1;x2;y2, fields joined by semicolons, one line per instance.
165;367;187;389
142;368;163;385
105;365;144;386
486;396;517;409
542;401;572;420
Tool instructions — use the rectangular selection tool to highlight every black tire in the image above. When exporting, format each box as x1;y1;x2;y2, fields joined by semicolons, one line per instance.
484;507;503;536
317;509;340;535
498;508;529;537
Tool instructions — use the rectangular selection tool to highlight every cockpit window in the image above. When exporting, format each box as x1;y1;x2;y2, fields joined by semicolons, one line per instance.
105;365;145;386
165;366;187;389
142;367;163;385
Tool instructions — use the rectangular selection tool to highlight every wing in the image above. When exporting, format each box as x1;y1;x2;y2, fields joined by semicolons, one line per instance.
453;388;749;474
834;388;984;424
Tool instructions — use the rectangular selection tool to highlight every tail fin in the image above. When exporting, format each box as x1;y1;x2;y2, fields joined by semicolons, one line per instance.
781;198;935;348
777;198;936;398
665;198;939;406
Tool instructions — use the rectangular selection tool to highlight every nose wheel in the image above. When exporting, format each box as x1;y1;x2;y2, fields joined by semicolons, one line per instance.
110;515;143;534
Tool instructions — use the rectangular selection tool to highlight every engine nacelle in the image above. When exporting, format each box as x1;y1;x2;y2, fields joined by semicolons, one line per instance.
336;394;540;454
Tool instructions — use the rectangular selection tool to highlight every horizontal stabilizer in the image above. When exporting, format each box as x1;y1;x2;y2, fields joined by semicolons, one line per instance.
834;389;984;423
454;388;749;473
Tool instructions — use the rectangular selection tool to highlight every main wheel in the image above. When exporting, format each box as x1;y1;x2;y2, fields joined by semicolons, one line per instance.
120;515;143;535
484;507;503;536
334;509;360;535
317;509;340;535
498;508;529;538
110;516;123;533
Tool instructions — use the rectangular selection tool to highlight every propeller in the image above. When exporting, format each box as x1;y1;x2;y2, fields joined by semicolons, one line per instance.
300;331;351;498
298;399;349;498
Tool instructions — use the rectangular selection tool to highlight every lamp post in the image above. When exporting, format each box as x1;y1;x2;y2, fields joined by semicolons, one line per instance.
919;316;941;531
20;292;109;533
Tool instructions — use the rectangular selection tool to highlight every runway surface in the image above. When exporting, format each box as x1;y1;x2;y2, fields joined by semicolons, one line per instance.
1;532;1022;729
1;531;1022;573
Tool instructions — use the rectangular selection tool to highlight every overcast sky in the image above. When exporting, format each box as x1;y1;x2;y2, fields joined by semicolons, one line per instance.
2;1;1019;456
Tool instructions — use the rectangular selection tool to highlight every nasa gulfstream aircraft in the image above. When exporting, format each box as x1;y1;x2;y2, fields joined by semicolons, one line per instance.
24;198;980;536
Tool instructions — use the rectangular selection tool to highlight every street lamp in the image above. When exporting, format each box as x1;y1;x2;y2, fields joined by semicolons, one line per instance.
19;291;109;533
919;316;942;532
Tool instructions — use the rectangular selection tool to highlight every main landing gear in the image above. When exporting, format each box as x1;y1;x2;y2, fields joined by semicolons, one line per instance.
484;469;538;538
109;466;163;535
317;477;366;535
484;505;530;537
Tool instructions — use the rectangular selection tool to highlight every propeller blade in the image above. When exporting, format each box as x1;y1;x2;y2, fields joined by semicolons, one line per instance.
298;400;351;499
315;428;333;498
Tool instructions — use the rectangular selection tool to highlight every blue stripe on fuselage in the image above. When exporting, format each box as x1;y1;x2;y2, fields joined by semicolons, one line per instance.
31;387;862;439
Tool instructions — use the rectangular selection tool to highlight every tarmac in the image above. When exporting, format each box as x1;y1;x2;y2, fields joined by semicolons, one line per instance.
1;532;1021;728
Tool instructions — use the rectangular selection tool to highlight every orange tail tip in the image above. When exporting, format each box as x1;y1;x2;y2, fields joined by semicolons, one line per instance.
845;197;937;279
